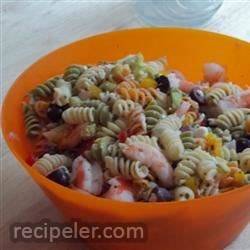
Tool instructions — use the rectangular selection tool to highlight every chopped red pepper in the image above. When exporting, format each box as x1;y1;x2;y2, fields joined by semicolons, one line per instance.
118;131;128;143
25;154;37;166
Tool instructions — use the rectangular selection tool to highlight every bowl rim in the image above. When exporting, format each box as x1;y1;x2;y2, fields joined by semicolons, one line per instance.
2;27;250;210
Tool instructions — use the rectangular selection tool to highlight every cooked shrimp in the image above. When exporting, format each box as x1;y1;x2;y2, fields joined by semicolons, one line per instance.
203;63;227;84
175;101;191;117
121;142;174;188
102;177;135;202
71;156;103;195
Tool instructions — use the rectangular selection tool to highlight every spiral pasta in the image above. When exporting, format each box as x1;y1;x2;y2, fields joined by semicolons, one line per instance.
144;101;166;130
221;146;238;161
209;109;250;130
22;53;250;202
90;136;116;161
127;107;147;136
62;106;95;124
238;148;250;173
174;186;195;201
63;64;88;85
198;180;220;197
125;135;159;149
104;156;149;180
23;104;41;137
62;102;112;125
160;130;184;161
33;153;72;176
99;81;117;92
117;87;158;107
206;82;242;104
34;100;49;118
152;114;183;137
213;128;232;143
69;96;84;107
97;119;126;138
75;64;114;91
31;75;61;98
180;131;197;150
112;99;138;117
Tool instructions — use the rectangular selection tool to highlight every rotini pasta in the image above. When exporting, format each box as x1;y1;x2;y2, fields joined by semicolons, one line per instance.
31;75;61;98
144;101;166;130
112;99;138;117
62;102;112;125
209;109;250;130
104;156;149;180
238;148;250;173
126;107;147;136
63;64;88;85
23;104;41;137
33;153;72;176
22;53;250;202
97;119;126;138
117;87;158;107
206;82;242;104
180;131;197;150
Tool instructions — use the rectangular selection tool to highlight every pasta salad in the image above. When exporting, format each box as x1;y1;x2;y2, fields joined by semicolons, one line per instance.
23;53;250;202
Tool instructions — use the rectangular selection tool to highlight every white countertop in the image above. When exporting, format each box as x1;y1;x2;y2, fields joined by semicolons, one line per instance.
1;1;250;249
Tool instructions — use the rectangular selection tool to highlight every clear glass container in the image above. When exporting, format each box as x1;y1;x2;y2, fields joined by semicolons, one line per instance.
135;0;224;27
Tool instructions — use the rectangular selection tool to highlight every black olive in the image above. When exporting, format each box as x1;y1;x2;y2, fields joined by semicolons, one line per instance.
155;75;170;93
101;182;111;195
236;138;249;153
189;87;205;104
47;104;64;122
153;187;173;202
47;166;70;186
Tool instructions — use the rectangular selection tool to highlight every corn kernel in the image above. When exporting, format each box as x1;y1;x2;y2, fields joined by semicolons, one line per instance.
140;78;157;89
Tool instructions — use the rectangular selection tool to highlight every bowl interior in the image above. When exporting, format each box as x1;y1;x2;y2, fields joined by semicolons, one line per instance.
2;28;250;213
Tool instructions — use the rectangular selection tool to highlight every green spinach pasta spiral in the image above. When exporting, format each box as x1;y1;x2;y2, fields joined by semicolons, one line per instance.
144;101;166;130
23;104;41;137
63;64;88;86
31;75;61;98
180;131;197;150
97;119;126;138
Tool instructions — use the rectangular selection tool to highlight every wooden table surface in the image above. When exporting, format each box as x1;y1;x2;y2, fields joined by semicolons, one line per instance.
1;1;250;249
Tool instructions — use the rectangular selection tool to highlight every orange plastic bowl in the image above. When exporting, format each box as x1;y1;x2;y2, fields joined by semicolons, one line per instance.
2;28;250;250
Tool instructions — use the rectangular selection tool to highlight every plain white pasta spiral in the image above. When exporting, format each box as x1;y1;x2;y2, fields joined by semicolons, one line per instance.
160;129;184;161
174;160;197;185
209;109;250;130
112;99;138;116
152;114;183;137
33;153;72;176
62;107;95;124
238;148;250;173
104;156;149;180
198;180;219;197
126;135;159;149
97;119;126;138
174;186;195;201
